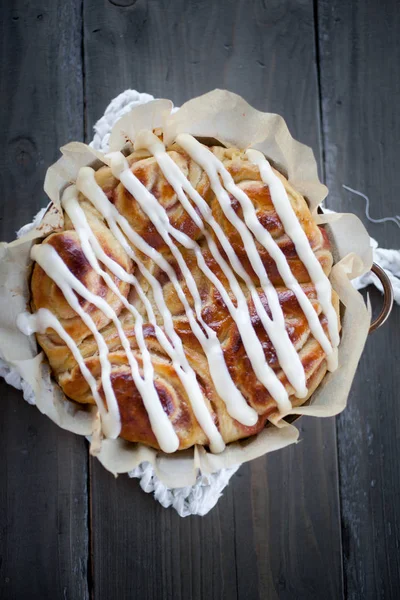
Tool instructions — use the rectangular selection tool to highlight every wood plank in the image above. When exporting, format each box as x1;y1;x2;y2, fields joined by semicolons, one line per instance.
0;2;89;599
317;0;400;597
90;468;238;599
232;420;344;599
84;0;343;597
83;0;322;150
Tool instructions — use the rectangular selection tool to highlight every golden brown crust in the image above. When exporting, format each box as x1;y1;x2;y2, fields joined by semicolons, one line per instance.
31;205;133;372
30;141;340;451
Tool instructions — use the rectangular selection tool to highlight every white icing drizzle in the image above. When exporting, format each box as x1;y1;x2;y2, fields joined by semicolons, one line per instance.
133;131;301;410
31;243;179;451
175;135;311;396
176;134;338;371
75;167;227;452
17;307;110;420
245;149;339;369
29;243;121;439
19;130;340;452
61;186;179;452
106;148;289;415
104;155;262;421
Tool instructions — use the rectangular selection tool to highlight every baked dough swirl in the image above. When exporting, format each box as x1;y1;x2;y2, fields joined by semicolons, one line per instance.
24;132;340;453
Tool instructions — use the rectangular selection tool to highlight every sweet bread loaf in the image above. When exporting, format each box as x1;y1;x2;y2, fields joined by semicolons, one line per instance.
22;130;340;454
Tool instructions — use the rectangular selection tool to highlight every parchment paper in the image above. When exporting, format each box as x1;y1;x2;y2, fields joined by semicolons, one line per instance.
0;90;372;487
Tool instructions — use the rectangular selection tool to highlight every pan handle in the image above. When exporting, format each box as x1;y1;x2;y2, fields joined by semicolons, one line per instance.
368;263;394;333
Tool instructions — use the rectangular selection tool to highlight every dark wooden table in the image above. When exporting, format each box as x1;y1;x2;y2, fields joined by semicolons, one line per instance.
1;1;399;598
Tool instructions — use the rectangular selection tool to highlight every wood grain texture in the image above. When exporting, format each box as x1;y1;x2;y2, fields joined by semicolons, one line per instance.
83;0;322;155
0;385;89;600
317;1;400;598
0;2;89;599
233;418;345;600
91;468;239;599
3;1;397;598
84;1;343;598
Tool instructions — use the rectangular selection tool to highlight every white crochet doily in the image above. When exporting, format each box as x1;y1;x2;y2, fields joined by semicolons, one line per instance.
1;89;399;517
